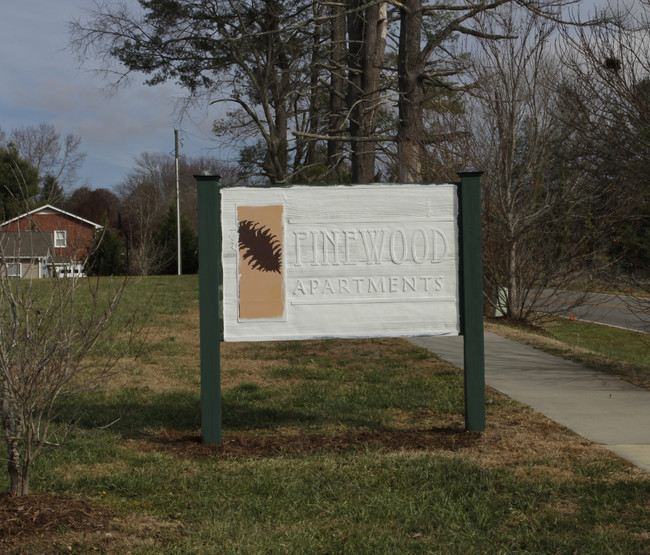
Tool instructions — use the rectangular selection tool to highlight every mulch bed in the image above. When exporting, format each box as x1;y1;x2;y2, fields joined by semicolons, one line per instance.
132;426;483;458
0;493;113;537
0;493;115;552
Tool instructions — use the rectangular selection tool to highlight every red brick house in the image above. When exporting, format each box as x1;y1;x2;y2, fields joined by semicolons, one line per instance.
0;205;102;278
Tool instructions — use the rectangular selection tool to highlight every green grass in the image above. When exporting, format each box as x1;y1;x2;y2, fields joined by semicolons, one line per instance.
546;319;649;367
2;276;649;553
26;430;650;553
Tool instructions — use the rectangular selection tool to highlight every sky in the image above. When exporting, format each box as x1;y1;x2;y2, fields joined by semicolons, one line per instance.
0;1;228;192
1;1;613;193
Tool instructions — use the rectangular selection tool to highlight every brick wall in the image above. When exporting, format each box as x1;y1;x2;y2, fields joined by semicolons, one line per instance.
2;213;96;261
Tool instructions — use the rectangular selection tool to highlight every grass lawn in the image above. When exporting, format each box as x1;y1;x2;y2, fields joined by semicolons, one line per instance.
1;275;649;553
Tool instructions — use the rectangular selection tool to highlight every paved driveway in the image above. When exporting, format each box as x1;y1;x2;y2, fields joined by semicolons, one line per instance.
537;290;649;333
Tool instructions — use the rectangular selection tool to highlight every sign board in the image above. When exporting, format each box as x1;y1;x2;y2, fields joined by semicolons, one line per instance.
196;171;486;442
220;184;460;341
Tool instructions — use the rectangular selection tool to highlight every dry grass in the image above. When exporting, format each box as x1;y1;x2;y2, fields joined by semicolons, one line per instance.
4;277;648;553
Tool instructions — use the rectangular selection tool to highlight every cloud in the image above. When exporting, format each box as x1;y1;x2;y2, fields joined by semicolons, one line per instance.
0;0;222;190
27;75;179;146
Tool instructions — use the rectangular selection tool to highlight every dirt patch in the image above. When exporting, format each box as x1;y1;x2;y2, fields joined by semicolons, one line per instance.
0;493;114;553
0;493;183;554
127;426;482;459
0;493;112;538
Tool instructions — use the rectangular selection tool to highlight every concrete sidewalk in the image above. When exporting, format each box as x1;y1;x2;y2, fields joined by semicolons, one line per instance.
410;332;650;473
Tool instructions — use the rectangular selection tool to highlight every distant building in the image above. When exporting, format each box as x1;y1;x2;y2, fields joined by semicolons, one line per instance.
0;205;102;278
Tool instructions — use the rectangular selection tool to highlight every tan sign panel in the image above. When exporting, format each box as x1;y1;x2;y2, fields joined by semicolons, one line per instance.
237;205;285;320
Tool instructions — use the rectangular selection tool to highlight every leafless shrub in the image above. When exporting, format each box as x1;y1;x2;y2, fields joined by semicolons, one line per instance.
0;241;140;496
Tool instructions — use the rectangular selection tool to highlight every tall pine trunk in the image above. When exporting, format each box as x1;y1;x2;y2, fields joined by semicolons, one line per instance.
261;0;290;183
398;0;426;183
328;2;347;182
347;0;387;183
304;3;322;179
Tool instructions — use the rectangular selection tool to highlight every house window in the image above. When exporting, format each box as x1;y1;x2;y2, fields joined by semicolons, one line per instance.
7;263;21;278
54;230;67;248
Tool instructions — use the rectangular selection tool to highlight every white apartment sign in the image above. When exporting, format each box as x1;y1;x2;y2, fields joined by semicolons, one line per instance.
220;184;460;341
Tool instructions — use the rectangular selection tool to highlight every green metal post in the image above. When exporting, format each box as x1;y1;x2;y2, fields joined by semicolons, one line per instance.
458;168;486;432
196;174;223;444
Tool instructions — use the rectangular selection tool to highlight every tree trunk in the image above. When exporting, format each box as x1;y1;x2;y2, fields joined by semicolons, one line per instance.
306;6;322;176
507;238;518;319
263;0;290;184
328;2;347;183
3;406;28;496
263;104;289;184
7;443;25;495
347;0;387;183
397;0;425;183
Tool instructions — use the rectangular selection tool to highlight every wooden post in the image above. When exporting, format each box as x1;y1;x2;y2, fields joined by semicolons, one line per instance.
458;168;486;432
196;174;223;444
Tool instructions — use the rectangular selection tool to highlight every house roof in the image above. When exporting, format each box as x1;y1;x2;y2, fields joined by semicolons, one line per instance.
0;231;53;259
0;204;103;229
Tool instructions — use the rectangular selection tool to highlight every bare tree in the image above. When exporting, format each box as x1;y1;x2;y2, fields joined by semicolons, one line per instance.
396;0;489;182
118;174;167;276
117;151;236;274
70;0;596;188
327;2;348;182
0;215;139;496
10;123;86;193
67;186;122;229
468;6;609;322
559;1;650;308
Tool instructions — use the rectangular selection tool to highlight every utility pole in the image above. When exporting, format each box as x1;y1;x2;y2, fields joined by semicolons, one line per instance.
175;129;182;275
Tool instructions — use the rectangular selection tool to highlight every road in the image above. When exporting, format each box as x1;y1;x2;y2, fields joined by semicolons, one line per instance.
537;290;649;334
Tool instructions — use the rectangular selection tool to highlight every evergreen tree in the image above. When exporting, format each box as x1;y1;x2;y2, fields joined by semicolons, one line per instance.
37;175;66;207
85;221;127;276
0;144;39;219
153;205;198;275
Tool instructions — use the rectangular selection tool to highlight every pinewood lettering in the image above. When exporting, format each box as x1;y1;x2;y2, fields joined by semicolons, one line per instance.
292;228;449;267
